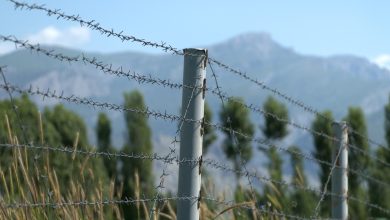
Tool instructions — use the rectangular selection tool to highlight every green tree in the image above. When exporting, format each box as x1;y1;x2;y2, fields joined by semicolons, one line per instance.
203;102;217;154
343;107;369;219
96;112;117;179
260;96;289;213
219;97;254;176
121;90;154;220
289;146;316;216
311;110;334;216
0;96;108;200
262;96;289;139
369;95;390;218
43;104;108;191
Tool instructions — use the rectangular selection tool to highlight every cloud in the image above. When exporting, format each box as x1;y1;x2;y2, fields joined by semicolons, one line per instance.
372;54;390;70
27;26;91;47
0;26;90;56
0;43;14;55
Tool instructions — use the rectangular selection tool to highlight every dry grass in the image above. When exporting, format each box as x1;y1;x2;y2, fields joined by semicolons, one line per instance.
0;113;283;220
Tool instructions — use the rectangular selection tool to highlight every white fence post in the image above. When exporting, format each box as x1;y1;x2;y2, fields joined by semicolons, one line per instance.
177;48;207;220
332;121;349;220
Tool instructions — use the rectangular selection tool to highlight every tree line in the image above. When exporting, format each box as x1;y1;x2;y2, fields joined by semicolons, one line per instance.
1;91;390;219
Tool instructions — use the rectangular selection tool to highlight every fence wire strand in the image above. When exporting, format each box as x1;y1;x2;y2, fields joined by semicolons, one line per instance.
1;35;388;171
6;0;386;157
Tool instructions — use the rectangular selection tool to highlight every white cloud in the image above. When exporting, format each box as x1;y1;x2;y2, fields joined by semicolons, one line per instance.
372;54;390;71
0;26;91;56
27;26;90;47
0;43;14;55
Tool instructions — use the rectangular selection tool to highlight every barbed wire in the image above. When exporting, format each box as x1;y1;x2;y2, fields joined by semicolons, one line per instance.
5;0;185;56
312;124;345;218
0;143;199;166
6;0;387;159
2;80;389;189
2;35;387;171
0;35;190;90
1;196;197;209
204;196;311;220
1;68;389;202
208;60;259;214
150;80;199;219
202;157;390;216
0;66;30;143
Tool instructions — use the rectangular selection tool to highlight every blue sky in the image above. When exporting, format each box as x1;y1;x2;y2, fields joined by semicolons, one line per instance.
1;0;390;68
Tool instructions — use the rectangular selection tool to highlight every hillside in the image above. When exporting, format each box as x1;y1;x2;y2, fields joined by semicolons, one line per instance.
1;32;390;166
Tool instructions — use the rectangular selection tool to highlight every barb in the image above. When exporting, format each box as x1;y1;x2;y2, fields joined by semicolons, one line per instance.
3;35;387;169
208;60;258;214
149;84;198;219
0;143;199;166
6;0;184;56
2;82;387;188
0;82;184;122
1;196;198;209
208;58;387;158
0;35;190;90
203;157;390;216
6;0;385;158
204;196;311;220
0;66;29;143
312;125;346;218
350;129;390;153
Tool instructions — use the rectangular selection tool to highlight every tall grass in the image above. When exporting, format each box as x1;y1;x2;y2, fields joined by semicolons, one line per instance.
0;112;279;220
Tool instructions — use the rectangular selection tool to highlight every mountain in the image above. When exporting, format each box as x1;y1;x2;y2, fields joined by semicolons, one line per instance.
1;32;390;187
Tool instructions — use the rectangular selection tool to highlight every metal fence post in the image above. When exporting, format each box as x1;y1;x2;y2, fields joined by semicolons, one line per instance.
177;48;207;220
332;121;348;220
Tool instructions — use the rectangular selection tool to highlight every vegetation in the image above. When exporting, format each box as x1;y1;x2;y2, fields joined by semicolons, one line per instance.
1;91;390;219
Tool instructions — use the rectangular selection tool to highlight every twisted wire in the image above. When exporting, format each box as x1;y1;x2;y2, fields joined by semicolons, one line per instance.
6;0;386;159
1;196;197;209
6;0;184;56
208;60;258;210
2;81;388;188
0;35;190;90
0;143;199;166
2;35;387;170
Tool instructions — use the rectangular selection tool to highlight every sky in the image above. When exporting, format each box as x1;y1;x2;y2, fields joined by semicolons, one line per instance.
1;0;390;69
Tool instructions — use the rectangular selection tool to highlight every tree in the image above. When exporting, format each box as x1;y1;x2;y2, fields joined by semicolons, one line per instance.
343;107;369;219
121;90;154;220
203;102;217;154
219;97;254;176
262;96;289;139
311;110;334;216
369;95;390;218
43;104;108;192
0;96;108;199
260;96;289;213
96;112;117;179
289;146;316;216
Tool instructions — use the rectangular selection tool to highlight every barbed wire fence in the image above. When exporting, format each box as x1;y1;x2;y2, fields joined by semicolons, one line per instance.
0;0;390;219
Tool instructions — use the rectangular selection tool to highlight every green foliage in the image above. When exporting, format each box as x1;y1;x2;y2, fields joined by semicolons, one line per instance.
369;147;390;218
386;95;390;150
289;146;316;217
121;90;154;220
311;110;334;216
219;97;254;175
369;96;390;218
343;107;369;219
260;96;288;211
203;102;217;154
262;96;289;140
0;95;109;202
96;112;117;179
43;104;108;193
233;185;255;220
